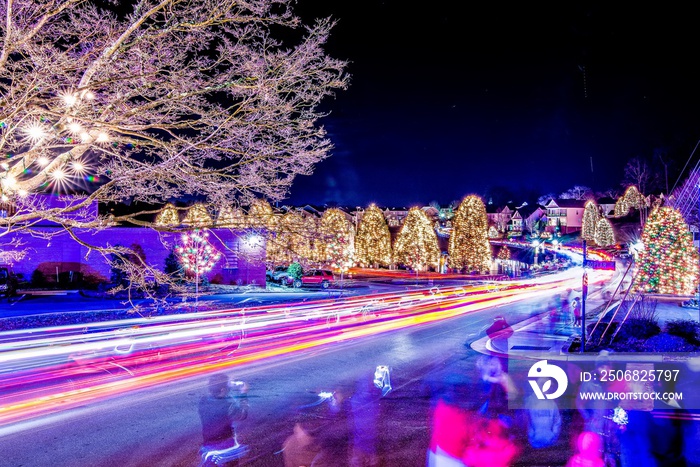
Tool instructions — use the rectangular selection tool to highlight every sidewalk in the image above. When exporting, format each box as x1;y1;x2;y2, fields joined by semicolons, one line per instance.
472;295;700;362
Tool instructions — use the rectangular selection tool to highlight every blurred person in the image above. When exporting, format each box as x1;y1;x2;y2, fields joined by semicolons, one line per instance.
198;373;249;467
282;415;326;467
524;378;562;449
566;431;605;467
427;375;472;467
349;372;386;467
572;297;582;326
476;355;519;425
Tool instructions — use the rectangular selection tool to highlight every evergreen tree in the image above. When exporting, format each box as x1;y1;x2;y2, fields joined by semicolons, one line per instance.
355;205;392;268
497;245;511;261
216;205;246;229
594;218;615;247
155;203;180;227
320;208;354;270
448;195;492;273
393;207;440;271
267;211;316;267
633;207;699;294
182;203;213;228
164;249;184;282
581;201;600;242
614;185;644;217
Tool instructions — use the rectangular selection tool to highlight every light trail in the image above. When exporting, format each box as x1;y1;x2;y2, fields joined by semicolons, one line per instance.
0;270;612;428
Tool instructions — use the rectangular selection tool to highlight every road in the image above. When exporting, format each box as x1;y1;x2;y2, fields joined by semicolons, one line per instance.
0;268;616;466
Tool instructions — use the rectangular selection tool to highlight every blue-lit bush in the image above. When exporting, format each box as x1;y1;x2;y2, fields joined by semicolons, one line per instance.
665;319;700;345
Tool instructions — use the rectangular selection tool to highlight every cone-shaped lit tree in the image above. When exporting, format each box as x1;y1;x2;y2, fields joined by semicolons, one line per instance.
155;203;180;227
633;207;699;294
448;195;492;273
182;203;213;228
594;218;615;247
615;186;644;217
581;201;600;242
497;245;511;261
355;205;392;268
320;208;354;271
393;207;440;271
267;211;316;267
247;199;276;231
216;205;246;229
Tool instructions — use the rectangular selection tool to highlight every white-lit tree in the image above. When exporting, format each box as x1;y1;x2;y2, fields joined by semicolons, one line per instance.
0;0;347;289
355;204;392;268
448;195;491;273
581;201;600;242
393;207;439;271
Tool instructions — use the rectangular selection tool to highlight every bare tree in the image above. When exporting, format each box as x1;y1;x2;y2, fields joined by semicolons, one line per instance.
622;157;656;195
559;185;593;200
0;0;347;290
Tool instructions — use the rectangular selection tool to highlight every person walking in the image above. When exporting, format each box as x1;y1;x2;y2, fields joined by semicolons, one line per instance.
198;373;249;467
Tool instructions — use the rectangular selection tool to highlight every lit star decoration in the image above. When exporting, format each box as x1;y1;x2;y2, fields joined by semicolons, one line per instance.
393;207;439;272
355;204;392;268
176;230;221;277
448;195;492;273
632;206;699;295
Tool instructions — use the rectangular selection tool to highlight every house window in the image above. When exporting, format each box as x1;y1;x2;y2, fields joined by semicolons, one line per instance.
223;241;239;269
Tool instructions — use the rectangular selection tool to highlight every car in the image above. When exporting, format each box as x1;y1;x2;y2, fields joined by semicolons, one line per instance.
289;269;335;289
0;266;18;298
266;266;289;283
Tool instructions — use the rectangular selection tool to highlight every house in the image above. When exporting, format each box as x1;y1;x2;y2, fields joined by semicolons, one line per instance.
2;196;266;286
486;202;516;233
508;203;546;236
544;198;586;234
597;197;617;217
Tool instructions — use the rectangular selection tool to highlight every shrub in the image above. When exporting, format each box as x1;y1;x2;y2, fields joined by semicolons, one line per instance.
643;333;699;353
613;318;661;342
608;337;646;352
287;262;303;280
31;269;47;287
665;320;700;345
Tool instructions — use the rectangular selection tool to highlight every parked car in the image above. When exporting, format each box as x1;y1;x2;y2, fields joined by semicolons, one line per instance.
266;266;289;283
0;266;18;298
289;269;335;289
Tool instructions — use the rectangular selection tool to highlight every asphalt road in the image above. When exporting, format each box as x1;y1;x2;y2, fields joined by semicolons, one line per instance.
0;288;583;467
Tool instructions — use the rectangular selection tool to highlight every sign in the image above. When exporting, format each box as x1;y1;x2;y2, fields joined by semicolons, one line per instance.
583;260;616;271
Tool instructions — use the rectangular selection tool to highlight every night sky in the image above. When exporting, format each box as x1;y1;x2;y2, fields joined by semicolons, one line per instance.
284;2;700;208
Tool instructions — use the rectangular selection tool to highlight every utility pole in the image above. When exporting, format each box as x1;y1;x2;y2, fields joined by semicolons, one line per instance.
581;240;588;353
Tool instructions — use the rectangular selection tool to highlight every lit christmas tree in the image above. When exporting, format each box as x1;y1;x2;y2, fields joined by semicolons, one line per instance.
448;195;492;273
581;200;600;242
247;199;276;231
182;203;212;228
155;203;180;227
614;185;644;217
393;207;440;271
497;245;511;261
594;218;615;247
633;207;699;295
216;205;246;229
320;208;354;270
267;211;316;267
355;204;392;268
